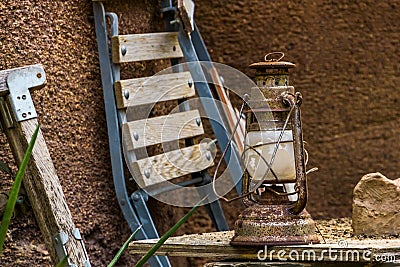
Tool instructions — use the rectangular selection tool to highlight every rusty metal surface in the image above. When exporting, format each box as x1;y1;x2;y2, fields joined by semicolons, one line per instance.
281;92;308;215
241;55;309;214
253;69;292;87
249;52;295;70
232;54;317;246
231;204;319;246
250;53;295;88
249;61;296;69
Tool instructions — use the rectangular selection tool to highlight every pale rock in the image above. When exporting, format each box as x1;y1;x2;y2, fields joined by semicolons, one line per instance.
352;172;400;236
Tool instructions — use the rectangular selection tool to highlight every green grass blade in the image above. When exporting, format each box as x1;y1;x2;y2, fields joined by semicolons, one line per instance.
55;256;68;267
0;161;12;175
108;225;143;267
0;124;40;253
134;198;204;267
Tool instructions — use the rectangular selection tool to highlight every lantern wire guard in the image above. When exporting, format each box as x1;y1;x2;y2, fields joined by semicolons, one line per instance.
212;52;320;246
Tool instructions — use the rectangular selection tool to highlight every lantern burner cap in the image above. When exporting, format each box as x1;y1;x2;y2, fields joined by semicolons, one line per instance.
249;52;296;69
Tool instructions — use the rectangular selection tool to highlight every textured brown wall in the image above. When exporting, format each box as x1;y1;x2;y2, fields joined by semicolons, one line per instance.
196;0;400;218
0;0;399;266
0;0;162;266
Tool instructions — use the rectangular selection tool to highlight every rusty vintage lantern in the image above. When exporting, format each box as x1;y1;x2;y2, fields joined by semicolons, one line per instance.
230;52;319;246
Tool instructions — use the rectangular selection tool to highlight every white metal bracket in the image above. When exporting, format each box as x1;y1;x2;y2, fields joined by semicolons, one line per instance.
53;232;75;267
53;228;91;267
6;65;46;122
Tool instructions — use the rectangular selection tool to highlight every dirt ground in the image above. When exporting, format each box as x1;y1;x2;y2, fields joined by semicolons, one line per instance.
0;0;399;266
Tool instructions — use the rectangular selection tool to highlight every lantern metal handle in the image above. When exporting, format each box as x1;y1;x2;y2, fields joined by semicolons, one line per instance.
264;52;285;62
281;92;308;215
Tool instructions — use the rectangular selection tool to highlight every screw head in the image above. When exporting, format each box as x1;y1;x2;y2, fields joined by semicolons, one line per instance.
124;90;130;99
188;79;193;88
121;46;127;56
132;193;140;201
133;132;139;141
144;169;150;178
219;76;225;85
196;118;201;126
206;151;211;161
170;18;180;25
72;228;82;240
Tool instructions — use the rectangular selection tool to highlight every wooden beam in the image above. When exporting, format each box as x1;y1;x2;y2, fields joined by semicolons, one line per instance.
205;262;322;267
131;142;214;188
129;230;400;263
112;32;183;63
114;71;194;109
205;262;368;267
0;66;88;266
123;110;204;150
178;0;195;33
209;67;245;153
2;117;88;265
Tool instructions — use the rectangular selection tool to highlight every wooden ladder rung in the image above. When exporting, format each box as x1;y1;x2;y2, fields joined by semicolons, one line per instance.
114;71;194;109
131;143;214;188
112;32;183;63
123;110;204;150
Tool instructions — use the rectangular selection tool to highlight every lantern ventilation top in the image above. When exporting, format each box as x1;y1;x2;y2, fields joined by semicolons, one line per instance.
249;52;296;69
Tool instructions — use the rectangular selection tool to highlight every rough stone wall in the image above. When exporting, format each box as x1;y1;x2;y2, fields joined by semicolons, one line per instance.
196;0;400;218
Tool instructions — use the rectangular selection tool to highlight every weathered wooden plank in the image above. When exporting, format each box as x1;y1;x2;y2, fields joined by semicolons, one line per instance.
205;262;322;267
210;67;245;153
0;66;87;265
111;32;183;63
114;71;194;109
123;110;204;150
1;116;88;265
0;64;45;96
0;65;86;266
131;142;214;188
178;0;195;33
129;230;400;263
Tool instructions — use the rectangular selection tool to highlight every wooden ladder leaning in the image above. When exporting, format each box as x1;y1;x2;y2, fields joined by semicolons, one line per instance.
0;65;90;267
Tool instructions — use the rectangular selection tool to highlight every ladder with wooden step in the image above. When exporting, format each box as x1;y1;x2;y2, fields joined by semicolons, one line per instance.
92;1;244;266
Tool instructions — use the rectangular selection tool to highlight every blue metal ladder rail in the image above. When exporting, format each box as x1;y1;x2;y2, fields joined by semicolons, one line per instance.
93;4;169;267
